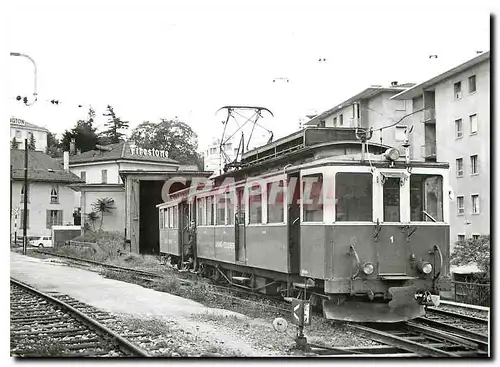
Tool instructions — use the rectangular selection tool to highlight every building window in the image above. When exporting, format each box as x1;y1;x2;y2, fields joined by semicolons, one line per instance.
20;209;29;229
457;234;465;242
224;143;232;151
468;75;476;93
333;117;337;126
456;158;464;177
210;147;217;154
80;171;86;181
339;114;344;126
101;169;107;184
50;185;59;204
471;194;480;214
454;81;462;99
267;180;284;223
395;126;407;141
394;100;406;111
303;174;324;222
472;234;480;240
46;210;63;229
455;119;463;138
20;184;29;203
456;196;465;215
470;114;478;135
470;155;478;175
16;130;21;139
248;184;262;224
336;173;373;222
319;120;326;128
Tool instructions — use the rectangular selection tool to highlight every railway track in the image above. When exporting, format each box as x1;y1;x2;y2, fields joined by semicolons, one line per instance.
28;250;490;357
10;278;151;357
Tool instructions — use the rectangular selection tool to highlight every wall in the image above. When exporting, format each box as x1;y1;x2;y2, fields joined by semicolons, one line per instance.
433;59;490;248
11;181;75;237
81;189;125;233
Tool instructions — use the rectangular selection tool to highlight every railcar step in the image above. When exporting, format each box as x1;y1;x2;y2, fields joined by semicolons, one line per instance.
232;276;250;282
380;275;418;281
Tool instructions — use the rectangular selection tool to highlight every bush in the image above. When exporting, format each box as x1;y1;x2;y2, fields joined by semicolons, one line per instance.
451;234;490;281
56;230;125;263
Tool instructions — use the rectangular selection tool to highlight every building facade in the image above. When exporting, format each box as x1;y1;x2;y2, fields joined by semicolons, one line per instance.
10;117;49;152
392;52;490;249
68;141;180;233
304;83;419;158
202;138;238;173
10;149;84;239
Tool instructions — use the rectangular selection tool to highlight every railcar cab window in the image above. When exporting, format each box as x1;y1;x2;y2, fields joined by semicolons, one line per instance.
249;184;262;224
216;195;226;225
335;173;372;221
383;177;400;222
267;180;284;223
410;174;443;222
302;174;323;222
206;196;214;225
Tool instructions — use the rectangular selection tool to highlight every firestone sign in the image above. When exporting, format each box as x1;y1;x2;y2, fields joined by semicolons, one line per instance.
129;145;169;158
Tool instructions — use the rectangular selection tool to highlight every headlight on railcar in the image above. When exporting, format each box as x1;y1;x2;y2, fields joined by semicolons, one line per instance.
362;262;374;275
418;262;433;274
384;148;400;161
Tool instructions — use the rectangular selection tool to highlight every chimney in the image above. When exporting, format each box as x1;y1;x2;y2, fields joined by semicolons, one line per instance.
63;151;69;171
70;138;76;155
391;81;398;87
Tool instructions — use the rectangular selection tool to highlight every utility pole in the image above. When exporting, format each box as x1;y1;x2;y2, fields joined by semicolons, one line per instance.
23;139;28;255
10;164;12;243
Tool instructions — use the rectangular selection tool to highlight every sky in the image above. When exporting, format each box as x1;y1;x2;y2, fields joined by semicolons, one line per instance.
4;0;493;151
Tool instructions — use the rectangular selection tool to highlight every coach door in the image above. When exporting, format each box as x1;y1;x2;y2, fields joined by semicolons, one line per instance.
287;173;300;274
235;187;246;263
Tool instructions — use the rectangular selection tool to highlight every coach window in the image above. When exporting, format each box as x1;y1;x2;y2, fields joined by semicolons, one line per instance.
226;193;234;225
206;196;214;225
267;180;284;223
159;209;164;228
410;174;443;222
383;177;400;222
173;206;178;228
197;198;205;225
303;174;323;222
249;184;262;224
216;195;226;225
335;173;372;221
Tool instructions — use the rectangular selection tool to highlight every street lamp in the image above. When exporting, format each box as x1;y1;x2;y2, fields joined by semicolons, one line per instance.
10;52;38;106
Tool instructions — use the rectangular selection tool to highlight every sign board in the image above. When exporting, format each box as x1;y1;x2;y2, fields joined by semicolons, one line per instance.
291;299;311;326
10;117;26;126
129;145;169;158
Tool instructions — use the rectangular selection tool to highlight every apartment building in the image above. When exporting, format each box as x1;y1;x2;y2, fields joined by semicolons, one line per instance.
304;83;421;158
392;52;490;248
202;138;239;174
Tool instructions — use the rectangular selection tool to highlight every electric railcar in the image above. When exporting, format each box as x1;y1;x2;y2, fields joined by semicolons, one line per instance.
157;127;451;323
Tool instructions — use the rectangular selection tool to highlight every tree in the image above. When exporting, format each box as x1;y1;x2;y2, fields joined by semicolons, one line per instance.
101;105;129;144
86;211;99;231
46;132;63;158
28;133;36;151
130;119;203;169
61;107;101;153
11;137;19;149
91;197;116;230
451;235;490;280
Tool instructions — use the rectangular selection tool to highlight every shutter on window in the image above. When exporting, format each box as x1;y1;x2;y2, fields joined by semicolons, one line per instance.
57;210;63;225
46;210;51;229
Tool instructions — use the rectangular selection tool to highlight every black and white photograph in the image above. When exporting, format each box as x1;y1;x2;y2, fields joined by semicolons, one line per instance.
6;0;492;359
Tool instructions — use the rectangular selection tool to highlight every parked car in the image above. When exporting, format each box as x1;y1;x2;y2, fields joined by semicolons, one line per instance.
29;236;53;248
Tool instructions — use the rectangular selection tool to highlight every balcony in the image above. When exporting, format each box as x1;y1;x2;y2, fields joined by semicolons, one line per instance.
422;143;436;159
420;108;435;123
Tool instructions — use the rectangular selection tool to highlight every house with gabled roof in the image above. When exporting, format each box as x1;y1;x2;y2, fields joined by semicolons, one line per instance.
10;149;84;240
10;117;49;152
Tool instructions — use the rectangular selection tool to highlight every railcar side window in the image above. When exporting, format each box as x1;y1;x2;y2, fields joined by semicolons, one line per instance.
216;195;226;225
172;206;178;228
383;177;400;222
159;209;164;228
267;180;284;223
249;184;262;224
410;174;443;222
335;173;372;221
226;193;234;225
302;174;323;222
206;196;214;225
197;198;205;225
